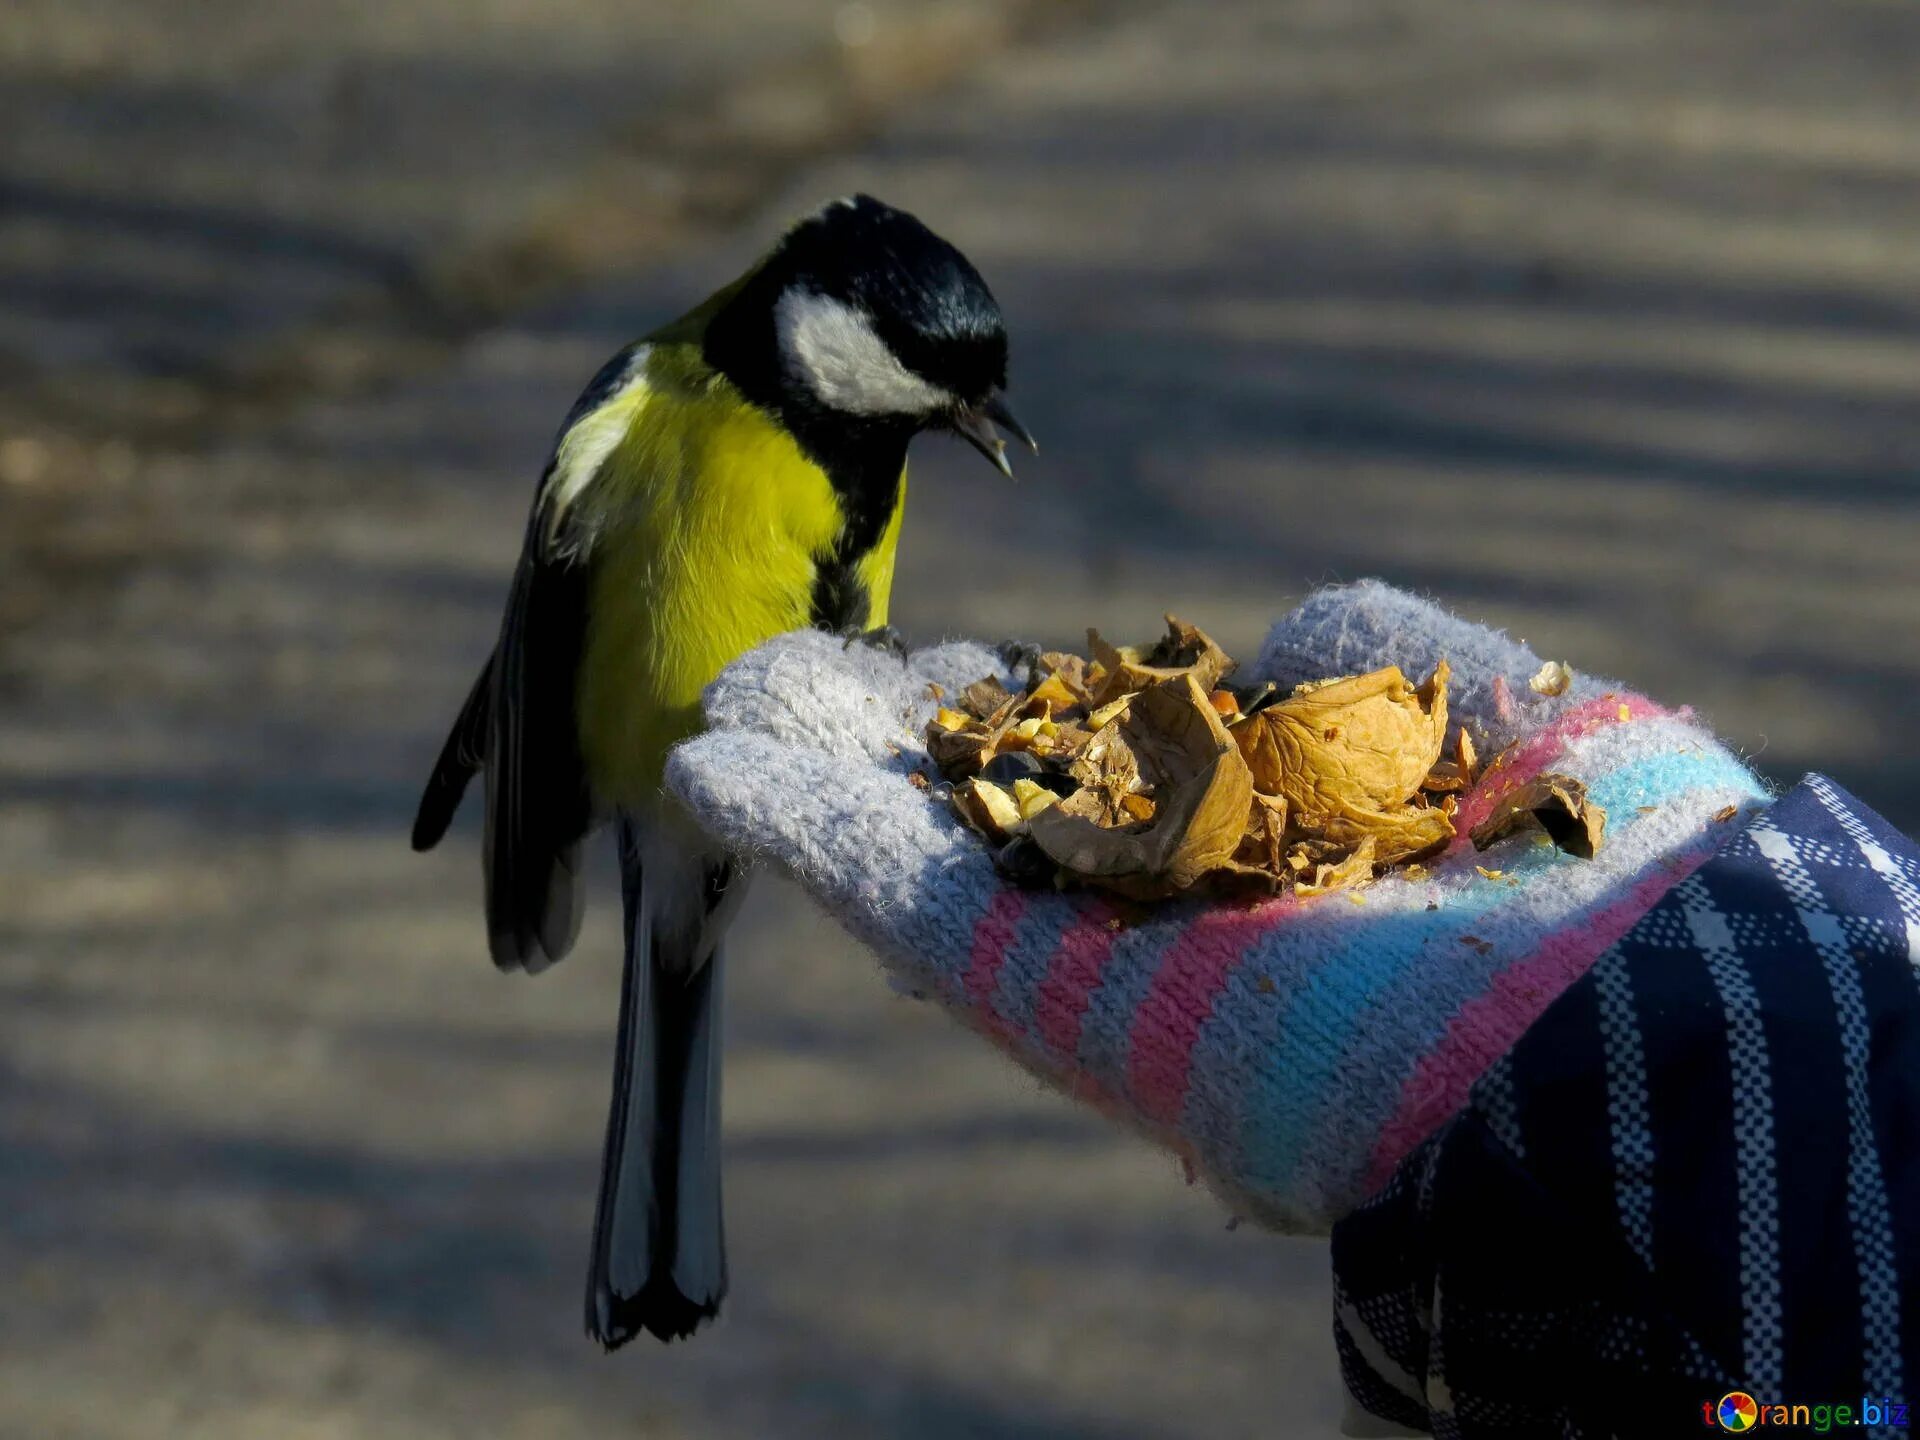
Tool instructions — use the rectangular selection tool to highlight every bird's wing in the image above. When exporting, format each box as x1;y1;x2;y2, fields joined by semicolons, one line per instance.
410;652;493;852
482;343;652;972
482;520;588;972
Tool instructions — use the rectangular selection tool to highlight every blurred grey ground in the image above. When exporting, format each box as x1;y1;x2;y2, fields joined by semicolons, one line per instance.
4;0;1920;1436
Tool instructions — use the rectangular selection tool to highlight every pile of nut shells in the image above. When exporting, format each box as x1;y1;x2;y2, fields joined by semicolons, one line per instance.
919;617;1604;903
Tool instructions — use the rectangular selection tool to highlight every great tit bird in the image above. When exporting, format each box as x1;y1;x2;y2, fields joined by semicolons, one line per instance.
411;195;1033;1348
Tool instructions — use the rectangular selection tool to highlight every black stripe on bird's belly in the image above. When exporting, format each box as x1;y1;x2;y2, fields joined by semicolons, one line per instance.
811;561;872;633
806;428;909;632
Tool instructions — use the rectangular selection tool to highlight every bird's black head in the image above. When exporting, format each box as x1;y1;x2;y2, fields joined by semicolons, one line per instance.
704;195;1034;479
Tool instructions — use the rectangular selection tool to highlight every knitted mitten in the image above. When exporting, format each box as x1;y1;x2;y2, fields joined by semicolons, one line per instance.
666;581;1770;1231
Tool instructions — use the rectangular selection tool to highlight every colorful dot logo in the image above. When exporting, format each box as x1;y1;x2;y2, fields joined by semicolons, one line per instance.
1717;1392;1759;1432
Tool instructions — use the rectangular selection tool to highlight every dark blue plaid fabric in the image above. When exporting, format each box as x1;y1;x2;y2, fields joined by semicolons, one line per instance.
1332;776;1920;1438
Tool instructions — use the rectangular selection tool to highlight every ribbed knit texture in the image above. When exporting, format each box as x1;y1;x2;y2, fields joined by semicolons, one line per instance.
666;582;1772;1231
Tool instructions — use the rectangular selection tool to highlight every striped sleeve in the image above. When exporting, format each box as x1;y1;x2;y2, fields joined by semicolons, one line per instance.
1334;776;1920;1437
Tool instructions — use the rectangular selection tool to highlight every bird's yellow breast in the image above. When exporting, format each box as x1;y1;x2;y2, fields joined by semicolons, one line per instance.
568;342;904;811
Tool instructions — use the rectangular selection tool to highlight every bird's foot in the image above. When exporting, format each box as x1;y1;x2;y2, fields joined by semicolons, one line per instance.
843;624;911;659
996;638;1047;690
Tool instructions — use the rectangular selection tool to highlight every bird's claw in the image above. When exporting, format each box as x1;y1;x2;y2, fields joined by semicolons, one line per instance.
996;638;1047;690
843;624;911;659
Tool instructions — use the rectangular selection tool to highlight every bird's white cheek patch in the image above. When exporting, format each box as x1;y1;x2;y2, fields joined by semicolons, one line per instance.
775;289;950;417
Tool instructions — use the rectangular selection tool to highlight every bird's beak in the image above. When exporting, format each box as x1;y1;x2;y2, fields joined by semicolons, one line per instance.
951;393;1038;479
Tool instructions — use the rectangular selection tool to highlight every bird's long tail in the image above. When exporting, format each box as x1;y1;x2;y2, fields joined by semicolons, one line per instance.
586;820;729;1347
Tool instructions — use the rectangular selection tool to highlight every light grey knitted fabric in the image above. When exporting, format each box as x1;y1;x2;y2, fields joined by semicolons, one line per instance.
1254;578;1614;750
666;583;1768;1231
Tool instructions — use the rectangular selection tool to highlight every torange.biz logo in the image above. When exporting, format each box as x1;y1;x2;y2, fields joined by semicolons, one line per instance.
1704;1391;1911;1432
1718;1393;1760;1431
